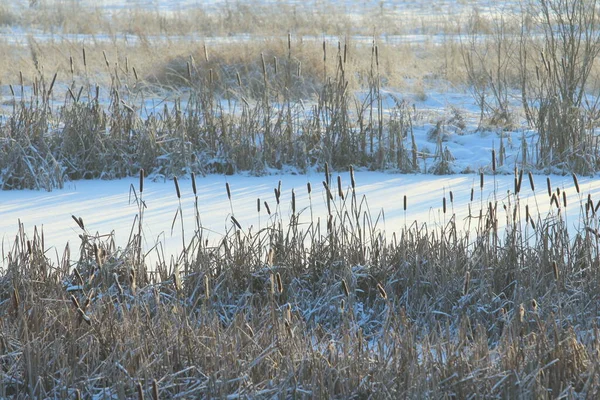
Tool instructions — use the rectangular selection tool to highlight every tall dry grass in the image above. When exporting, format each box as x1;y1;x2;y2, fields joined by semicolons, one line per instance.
1;169;600;397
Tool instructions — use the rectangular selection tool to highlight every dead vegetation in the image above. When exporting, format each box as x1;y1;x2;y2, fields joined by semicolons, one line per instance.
2;169;600;397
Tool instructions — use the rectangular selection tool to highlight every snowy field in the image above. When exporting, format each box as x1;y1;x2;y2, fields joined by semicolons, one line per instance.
2;170;598;267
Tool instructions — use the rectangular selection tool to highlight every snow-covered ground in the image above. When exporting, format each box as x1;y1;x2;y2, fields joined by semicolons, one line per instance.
1;170;598;268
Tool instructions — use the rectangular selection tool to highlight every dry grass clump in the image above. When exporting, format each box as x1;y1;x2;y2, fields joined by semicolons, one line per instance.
2;169;600;397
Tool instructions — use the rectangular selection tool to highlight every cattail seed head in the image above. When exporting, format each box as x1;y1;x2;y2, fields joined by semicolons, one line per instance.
137;382;144;400
341;279;349;297
349;165;355;190
139;169;144;193
191;172;197;195
491;149;496;172
174;177;181;199
480;172;484;190
204;275;210;300
517;303;525;323
152;380;159;400
337;175;344;199
276;272;283;294
572;173;580;194
226;182;231;200
528;171;535;191
403;195;407;211
547;177;552;197
463;271;470;296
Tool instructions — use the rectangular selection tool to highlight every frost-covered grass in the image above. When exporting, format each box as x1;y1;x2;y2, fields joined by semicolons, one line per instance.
3;0;600;397
1;169;600;398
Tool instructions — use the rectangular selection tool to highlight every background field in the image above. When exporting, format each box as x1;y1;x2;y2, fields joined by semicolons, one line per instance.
2;0;600;399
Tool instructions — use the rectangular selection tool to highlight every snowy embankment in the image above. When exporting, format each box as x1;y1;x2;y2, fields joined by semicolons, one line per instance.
1;171;597;267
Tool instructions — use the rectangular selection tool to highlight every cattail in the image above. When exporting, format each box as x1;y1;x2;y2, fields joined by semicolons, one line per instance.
403;195;407;211
324;162;330;186
337;176;344;199
72;215;84;230
463;271;471;296
307;182;312;195
449;191;454;203
276;272;283;294
470;187;474;202
139;169;144;193
572;172;580;194
231;216;242;230
47;72;57;97
133;66;138;81
191;172;197;196
341;279;349;297
552;260;559;281
284;303;292;322
547;177;552;197
226;182;231;200
264;201;271;215
517;169;523;193
349;165;356;190
563;191;567;208
377;283;387;299
517;303;525;323
443;197;446;214
152;380;159;400
204;275;210;299
550;193;559;208
137;382;144;400
274;188;280;205
291;189;296;214
491;149;496;172
174;177;181;199
528;171;535;191
480;171;484;190
257;198;261;213
82;46;87;68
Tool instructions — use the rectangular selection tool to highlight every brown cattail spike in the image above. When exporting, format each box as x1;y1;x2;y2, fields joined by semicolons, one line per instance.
139;169;144;193
463;271;471;296
528;171;535;191
276;272;283;294
226;182;231;200
152;380;159;400
341;279;349;297
137;382;144;400
191;172;197;196
572;173;580;194
174;177;181;199
547;177;552;197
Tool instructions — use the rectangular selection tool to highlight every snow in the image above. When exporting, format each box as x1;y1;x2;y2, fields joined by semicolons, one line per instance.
1;170;598;269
